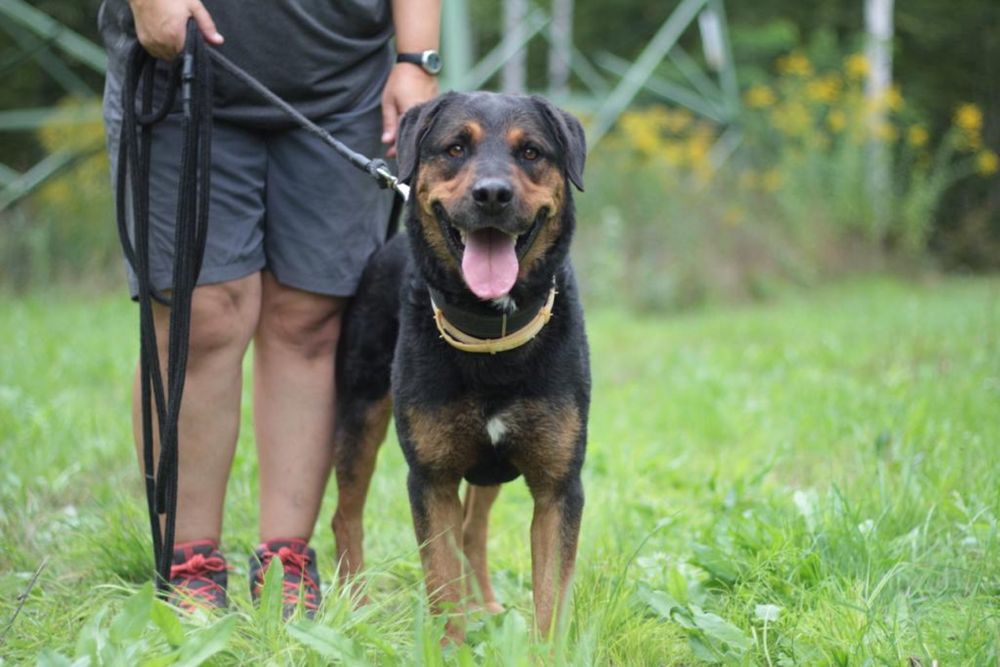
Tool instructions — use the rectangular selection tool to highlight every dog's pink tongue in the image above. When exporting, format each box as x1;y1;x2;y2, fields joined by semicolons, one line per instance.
461;228;519;300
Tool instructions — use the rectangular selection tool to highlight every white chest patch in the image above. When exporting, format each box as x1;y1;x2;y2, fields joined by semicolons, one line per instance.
485;415;509;446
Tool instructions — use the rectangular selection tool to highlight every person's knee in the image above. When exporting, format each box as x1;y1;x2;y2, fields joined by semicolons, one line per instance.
258;285;347;360
185;278;260;362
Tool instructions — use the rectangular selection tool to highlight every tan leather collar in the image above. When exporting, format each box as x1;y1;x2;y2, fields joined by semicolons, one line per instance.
430;285;557;354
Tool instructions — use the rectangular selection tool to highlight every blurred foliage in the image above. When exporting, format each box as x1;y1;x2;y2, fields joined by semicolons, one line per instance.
573;50;997;310
0;0;997;297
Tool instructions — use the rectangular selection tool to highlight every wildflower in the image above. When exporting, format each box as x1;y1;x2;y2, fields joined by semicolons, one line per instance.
723;206;744;226
745;85;777;109
886;85;903;111
977;150;999;176
845;53;869;80
619;111;662;157
954;103;983;134
665;108;693;133
827;109;847;132
771;102;811;137
806;75;842;104
762;169;782;192
777;51;813;77
907;125;929;148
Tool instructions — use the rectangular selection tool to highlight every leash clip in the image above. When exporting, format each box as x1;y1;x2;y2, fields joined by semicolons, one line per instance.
368;159;410;202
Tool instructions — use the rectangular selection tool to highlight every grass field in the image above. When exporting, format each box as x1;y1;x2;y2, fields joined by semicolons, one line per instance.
1;276;998;665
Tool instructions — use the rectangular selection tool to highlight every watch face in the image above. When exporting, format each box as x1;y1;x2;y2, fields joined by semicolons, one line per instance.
422;51;442;75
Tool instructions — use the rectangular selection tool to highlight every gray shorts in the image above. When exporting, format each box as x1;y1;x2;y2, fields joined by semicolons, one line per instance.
105;105;393;298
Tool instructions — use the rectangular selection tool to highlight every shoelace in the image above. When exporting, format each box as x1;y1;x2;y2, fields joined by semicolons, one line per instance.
170;553;227;603
256;547;319;607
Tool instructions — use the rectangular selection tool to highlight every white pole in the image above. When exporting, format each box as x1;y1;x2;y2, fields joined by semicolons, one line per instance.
865;0;894;236
502;0;527;93
548;0;573;98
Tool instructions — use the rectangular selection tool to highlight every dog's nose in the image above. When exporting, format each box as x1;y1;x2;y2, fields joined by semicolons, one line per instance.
472;178;513;213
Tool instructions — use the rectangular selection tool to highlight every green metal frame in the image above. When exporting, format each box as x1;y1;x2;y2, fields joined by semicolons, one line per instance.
442;0;741;164
0;0;742;211
0;0;107;212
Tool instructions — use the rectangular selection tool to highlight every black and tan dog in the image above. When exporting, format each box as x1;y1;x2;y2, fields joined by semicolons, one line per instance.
330;91;589;640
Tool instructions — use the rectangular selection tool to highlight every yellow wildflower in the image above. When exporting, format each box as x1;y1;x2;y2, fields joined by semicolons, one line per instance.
827;109;847;132
664;108;693;134
777;51;813;77
662;140;685;167
954;103;983;134
806;75;842;104
907;125;929;148
886;85;903;111
845;53;869;80
619;112;662;156
977;150;999;176
762;169;782;192
723;206;744;226
745;85;777;109
771;102;811;137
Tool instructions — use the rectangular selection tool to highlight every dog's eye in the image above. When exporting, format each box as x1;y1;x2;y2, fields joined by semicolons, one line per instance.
521;146;540;161
447;144;465;158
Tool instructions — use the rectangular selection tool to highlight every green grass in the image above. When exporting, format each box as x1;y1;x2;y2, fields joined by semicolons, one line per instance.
1;276;999;665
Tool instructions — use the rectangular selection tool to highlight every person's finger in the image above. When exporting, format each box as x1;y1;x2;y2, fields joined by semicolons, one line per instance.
189;1;224;45
382;96;399;156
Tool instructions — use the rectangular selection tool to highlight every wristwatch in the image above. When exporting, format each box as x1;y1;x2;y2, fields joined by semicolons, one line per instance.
396;50;442;76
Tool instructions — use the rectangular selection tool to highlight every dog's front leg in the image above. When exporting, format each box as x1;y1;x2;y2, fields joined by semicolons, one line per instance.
463;483;502;612
408;472;466;643
528;476;584;638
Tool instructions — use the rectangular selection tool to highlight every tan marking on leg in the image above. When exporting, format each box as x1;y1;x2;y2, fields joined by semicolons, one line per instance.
462;484;502;612
414;481;467;644
331;395;391;596
530;494;580;638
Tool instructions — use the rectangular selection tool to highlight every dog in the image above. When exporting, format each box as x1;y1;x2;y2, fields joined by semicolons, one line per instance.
330;91;589;641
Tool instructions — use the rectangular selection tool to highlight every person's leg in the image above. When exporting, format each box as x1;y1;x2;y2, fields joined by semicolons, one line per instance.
255;103;390;543
132;273;262;543
253;271;347;541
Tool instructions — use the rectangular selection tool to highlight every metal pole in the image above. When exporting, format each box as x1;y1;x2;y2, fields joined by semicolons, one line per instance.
865;0;894;235
502;0;528;93
586;0;708;147
548;0;573;98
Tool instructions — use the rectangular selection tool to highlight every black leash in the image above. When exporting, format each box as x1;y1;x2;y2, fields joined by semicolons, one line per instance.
115;20;407;596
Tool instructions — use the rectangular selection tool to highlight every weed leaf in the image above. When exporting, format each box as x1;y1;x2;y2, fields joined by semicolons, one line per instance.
150;597;185;648
286;620;362;661
174;614;237;667
109;583;153;643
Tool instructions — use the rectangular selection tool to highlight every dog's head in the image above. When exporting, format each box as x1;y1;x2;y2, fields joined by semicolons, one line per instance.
397;92;586;301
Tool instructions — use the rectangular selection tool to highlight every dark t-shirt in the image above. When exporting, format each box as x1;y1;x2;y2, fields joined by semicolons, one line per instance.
99;0;394;127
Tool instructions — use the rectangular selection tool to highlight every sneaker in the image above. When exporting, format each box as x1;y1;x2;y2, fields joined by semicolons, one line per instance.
249;538;321;618
168;540;228;611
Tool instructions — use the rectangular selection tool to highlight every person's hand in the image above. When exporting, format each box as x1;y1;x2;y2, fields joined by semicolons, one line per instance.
381;64;438;158
128;0;224;60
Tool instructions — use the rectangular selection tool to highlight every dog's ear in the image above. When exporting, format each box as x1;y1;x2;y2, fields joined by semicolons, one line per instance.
530;96;587;191
396;93;455;185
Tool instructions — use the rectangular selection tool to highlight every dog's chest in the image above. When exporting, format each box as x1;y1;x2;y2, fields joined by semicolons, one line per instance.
402;397;581;483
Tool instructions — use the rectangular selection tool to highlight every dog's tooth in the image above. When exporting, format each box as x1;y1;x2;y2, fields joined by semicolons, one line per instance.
460;230;467;244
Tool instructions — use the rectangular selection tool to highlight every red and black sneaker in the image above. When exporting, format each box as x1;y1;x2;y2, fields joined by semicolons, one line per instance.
249;538;322;618
168;540;229;611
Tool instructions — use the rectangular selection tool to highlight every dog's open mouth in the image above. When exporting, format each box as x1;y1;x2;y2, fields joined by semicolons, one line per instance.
432;203;547;300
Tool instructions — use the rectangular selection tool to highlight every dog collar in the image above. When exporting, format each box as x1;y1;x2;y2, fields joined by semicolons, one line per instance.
428;283;557;354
